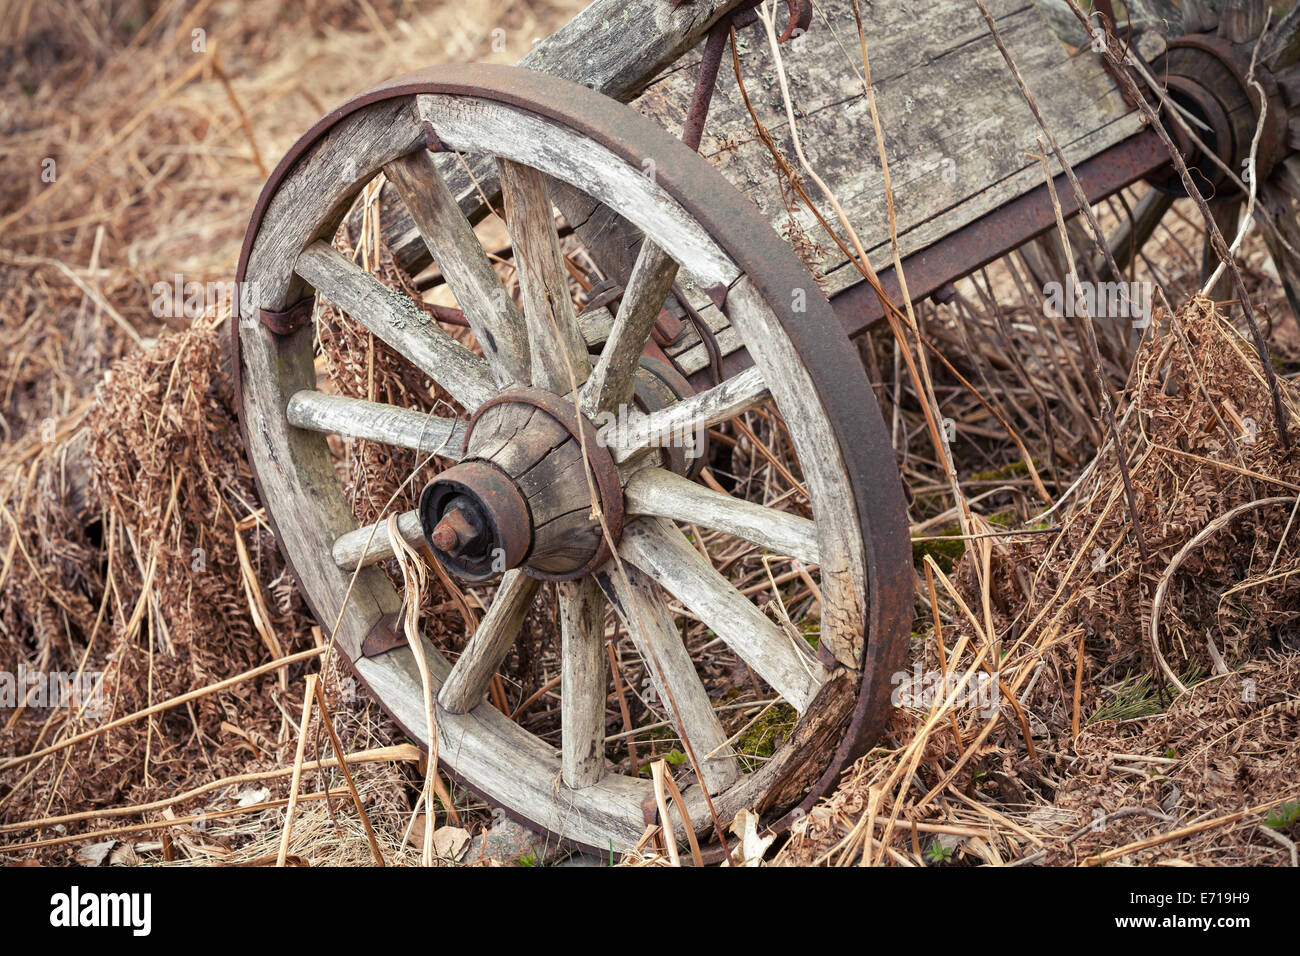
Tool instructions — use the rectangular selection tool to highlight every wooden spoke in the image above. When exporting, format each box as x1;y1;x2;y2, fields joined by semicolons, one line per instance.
624;467;820;566
383;149;532;386
1100;187;1174;280
619;518;821;713
608;365;768;463
496;158;592;393
1259;185;1300;328
596;563;741;794
439;570;541;714
286;390;467;457
581;241;678;414
294;240;496;410
332;510;422;571
559;578;608;789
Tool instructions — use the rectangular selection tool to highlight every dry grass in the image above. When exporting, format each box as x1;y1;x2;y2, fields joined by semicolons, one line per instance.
0;0;588;866
2;0;1299;868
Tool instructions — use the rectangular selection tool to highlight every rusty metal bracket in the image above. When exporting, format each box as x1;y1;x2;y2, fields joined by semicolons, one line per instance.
258;296;314;336
360;611;405;658
672;283;724;387
582;278;624;313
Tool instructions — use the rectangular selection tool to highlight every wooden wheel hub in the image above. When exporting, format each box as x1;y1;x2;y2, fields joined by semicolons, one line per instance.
420;387;625;583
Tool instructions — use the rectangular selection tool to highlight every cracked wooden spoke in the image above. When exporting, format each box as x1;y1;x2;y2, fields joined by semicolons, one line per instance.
496;158;592;393
559;577;608;789
438;570;541;714
332;510;422;571
619;518;821;713
624;467;819;566
384;149;532;386
581;240;678;414
286;391;467;458
608;365;768;463
294;240;496;410
597;563;741;794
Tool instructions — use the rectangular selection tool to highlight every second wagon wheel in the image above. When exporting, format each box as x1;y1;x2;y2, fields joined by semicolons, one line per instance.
232;64;911;854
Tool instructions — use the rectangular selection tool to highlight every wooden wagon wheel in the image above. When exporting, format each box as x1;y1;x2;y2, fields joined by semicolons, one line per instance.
232;64;912;854
1073;1;1300;314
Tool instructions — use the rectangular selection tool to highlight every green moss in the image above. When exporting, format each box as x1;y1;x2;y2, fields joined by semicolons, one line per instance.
912;524;965;574
986;509;1019;528
969;459;1031;483
735;703;799;773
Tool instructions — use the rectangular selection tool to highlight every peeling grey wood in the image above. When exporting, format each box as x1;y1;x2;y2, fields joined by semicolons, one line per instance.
723;277;867;670
439;570;541;714
286;390;467;458
332;509;423;571
596;562;741;794
635;0;1141;303
383;148;532;385
624;467;820;566
497;158;593;393
608;364;768;463
618;518;822;713
559;577;608;789
581;241;679;415
1030;1;1189;44
294;240;497;411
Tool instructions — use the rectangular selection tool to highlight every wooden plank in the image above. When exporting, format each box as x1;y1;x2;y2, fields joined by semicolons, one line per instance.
635;0;1140;300
383;148;532;386
596;563;741;793
354;0;755;270
1034;0;1184;42
559;577;608;789
606;365;768;463
619;518;821;713
294;241;497;411
497;159;592;393
624;467;820;566
438;571;541;714
286;390;467;458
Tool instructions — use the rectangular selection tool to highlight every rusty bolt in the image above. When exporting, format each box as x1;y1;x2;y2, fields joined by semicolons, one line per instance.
431;508;477;555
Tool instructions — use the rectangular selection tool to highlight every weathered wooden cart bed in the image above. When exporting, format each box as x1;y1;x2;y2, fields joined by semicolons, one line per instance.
231;0;1300;855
